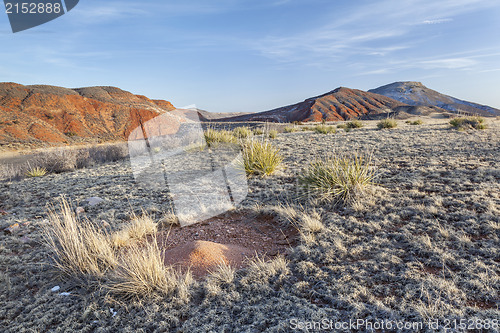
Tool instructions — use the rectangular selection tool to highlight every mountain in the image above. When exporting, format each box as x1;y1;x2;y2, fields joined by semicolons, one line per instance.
0;82;176;149
217;87;406;123
369;81;500;117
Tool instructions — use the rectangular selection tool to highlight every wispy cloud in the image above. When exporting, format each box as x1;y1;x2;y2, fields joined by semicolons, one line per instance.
422;18;453;24
248;0;499;69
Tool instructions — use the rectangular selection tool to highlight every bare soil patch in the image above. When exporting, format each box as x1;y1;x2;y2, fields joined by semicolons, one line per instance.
157;211;298;278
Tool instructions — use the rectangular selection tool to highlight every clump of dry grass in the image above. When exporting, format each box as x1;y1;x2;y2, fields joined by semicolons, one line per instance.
106;239;192;301
268;129;278;139
299;152;377;204
25;166;48;178
208;261;236;285
313;124;336;134
284;125;299;133
406;119;424;125
449;116;486;130
204;128;237;147
42;198;117;280
241;139;283;176
346;120;364;129
111;214;157;248
233;126;253;138
252;128;265;135
377;118;398;129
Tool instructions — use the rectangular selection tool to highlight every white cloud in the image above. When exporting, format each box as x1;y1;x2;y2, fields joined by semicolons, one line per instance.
422;18;453;24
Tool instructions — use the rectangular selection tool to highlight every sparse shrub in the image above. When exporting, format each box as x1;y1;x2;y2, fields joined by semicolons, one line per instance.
65;131;78;137
284;126;299;133
337;124;347;129
291;121;303;126
204;128;237;147
449;116;486;130
346;120;364;129
268;129;278;139
233;126;253;138
313;124;336;134
299;152;377;204
241;139;283;176
42;198;117;280
405;119;423;125
25;166;47;178
377;118;398;129
253;128;265;135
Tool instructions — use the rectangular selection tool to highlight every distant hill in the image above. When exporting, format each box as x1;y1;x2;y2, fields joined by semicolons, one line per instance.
369;81;500;117
216;87;406;123
0;83;176;149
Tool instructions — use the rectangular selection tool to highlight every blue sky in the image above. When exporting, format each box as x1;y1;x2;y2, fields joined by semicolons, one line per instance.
1;0;499;112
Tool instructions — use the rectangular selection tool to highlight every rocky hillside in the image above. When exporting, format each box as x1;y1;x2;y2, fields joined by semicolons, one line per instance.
217;87;406;123
0;83;176;149
369;81;500;117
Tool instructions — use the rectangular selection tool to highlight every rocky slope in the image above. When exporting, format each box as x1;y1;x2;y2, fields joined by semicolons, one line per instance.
369;81;500;117
0;83;176;149
217;87;406;123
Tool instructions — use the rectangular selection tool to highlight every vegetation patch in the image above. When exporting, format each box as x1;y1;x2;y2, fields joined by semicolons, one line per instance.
299;152;377;204
377;118;398;129
241;139;283;176
313;124;336;134
203;128;237;147
449;116;486;130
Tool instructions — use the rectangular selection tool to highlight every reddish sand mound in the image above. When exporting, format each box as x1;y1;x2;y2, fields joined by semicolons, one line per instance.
162;240;254;278
157;211;298;279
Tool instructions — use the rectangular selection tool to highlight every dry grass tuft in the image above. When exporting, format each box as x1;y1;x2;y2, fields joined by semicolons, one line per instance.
284;125;300;133
233;126;253;138
207;261;236;285
346;120;364;129
111;214;157;248
299;152;377;204
377;118;398;129
106;239;192;300
313;124;336;134
25;166;48;178
406;119;424;125
204;128;237;147
268;129;278;139
449;116;486;130
241;139;283;176
42;198;117;280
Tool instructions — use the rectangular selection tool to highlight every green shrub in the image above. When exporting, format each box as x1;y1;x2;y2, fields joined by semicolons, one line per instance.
313;124;336;134
233;126;253;138
241;139;283;176
299;152;377;204
268;129;278;139
377;118;398;129
449;116;486;130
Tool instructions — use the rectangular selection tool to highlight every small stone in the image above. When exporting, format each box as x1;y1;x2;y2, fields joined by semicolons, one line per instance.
76;207;85;215
85;197;104;207
4;223;20;234
51;286;60;292
101;221;110;228
0;209;8;216
59;292;71;296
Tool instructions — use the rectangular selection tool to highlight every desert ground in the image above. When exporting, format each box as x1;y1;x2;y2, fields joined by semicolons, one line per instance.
0;116;499;332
